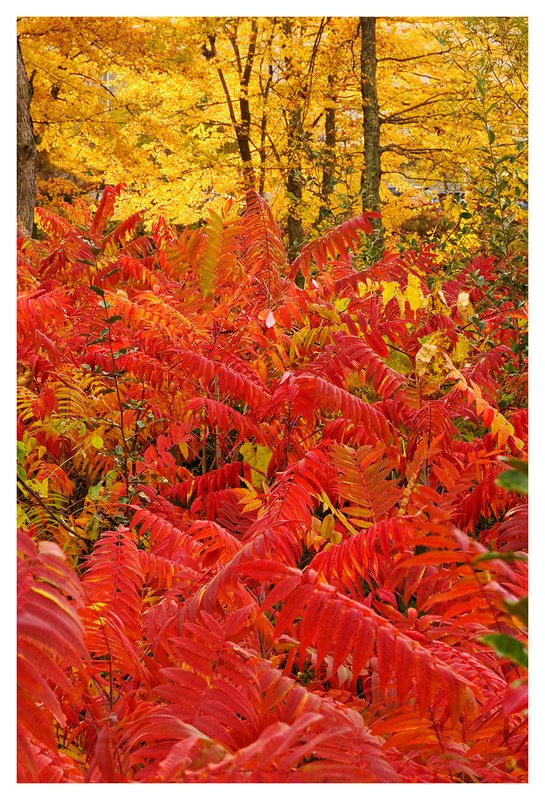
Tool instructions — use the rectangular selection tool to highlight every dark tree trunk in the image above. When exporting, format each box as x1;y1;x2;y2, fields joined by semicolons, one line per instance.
286;151;304;260
236;19;258;190
203;26;257;191
236;100;255;188
282;19;304;264
318;75;336;224
17;39;37;235
257;23;277;195
280;18;327;279
258;81;271;196
360;17;384;252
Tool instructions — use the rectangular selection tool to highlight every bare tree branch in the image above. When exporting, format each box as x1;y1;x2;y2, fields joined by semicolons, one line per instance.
378;47;454;63
380;92;454;124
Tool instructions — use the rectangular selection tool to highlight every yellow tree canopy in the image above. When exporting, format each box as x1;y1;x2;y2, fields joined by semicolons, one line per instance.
18;15;527;244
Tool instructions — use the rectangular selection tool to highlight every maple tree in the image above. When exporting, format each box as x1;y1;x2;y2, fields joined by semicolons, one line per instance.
17;183;527;782
17;16;527;253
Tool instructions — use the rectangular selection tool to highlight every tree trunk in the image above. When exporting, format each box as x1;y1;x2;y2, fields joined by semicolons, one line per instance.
286;152;304;260
203;27;256;191
318;75;336;224
360;17;384;252
281;20;304;265
280;18;327;277
17;39;37;235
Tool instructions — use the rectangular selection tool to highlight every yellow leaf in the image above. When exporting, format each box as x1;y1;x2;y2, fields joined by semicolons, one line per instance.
456;291;474;324
17;505;28;527
381;281;399;306
490;412;515;448
320;514;335;538
452;333;470;366
406;273;425;312
240;442;272;489
179;442;189;460
29;477;49;499
415;342;438;376
334;297;350;312
311;516;322;534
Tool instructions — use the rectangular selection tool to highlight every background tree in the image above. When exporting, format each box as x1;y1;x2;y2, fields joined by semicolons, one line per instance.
17;37;37;234
360;17;383;252
201;18;259;191
17;16;527;256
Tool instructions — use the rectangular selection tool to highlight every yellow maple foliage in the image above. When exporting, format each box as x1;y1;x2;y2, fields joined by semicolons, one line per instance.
18;16;527;247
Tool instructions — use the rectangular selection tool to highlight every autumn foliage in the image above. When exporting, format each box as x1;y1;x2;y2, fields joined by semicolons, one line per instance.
17;187;527;782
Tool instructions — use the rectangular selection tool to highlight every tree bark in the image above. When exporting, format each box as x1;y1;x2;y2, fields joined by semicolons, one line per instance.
281;20;304;263
17;38;37;235
286;156;304;260
203;27;257;191
318;75;336;224
280;18;327;273
257;24;277;196
360;17;384;252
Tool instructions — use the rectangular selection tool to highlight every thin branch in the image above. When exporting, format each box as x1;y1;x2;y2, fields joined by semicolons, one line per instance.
301;17;328;124
17;477;91;541
380;92;454;124
225;21;242;76
380;112;454;126
381;144;451;155
378;47;454;63
69;72;116;98
382;169;453;182
241;18;258;90
216;65;239;131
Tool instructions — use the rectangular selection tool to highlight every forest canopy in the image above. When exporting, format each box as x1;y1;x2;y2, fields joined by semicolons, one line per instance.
18;16;527;256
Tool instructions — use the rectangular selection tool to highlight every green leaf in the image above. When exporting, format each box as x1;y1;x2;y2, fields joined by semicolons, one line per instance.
498;457;528;475
496;469;528;495
17;441;28;463
105;315;123;325
480;633;528;669
17;505;29;527
473;551;527;565
30;477;49;499
504;596;528;627
91;435;104;449
88;483;102;501
89;284;105;297
105;470;119;485
86;516;101;541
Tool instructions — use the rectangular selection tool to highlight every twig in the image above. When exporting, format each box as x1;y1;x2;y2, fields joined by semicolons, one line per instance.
17;477;90;541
